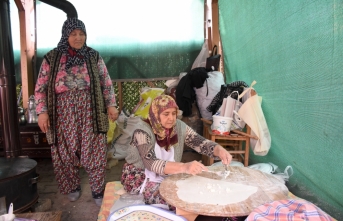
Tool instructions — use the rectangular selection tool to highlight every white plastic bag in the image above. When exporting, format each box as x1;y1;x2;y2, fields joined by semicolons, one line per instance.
191;41;209;69
273;165;294;183
248;163;293;184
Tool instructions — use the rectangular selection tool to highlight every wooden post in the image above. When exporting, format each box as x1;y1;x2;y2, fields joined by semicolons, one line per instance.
14;0;35;109
211;0;224;74
205;0;212;51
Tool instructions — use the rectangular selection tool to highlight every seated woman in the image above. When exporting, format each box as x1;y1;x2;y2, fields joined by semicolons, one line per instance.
121;95;232;209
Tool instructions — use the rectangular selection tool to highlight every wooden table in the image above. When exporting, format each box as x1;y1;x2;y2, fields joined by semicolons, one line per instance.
15;211;62;221
160;166;289;220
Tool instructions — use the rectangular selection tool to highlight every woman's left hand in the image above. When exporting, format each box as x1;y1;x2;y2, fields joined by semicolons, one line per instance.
213;145;232;165
108;106;119;122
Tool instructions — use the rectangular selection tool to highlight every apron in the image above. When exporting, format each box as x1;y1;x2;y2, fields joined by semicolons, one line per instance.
139;143;175;194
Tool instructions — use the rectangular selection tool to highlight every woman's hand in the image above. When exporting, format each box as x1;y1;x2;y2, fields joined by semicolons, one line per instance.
182;160;208;175
38;113;50;133
213;145;232;165
108;106;119;122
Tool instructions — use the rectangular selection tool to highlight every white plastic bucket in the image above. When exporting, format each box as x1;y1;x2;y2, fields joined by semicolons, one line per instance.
211;115;233;135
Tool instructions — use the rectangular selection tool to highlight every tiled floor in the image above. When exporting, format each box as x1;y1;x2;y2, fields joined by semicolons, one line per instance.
33;150;202;221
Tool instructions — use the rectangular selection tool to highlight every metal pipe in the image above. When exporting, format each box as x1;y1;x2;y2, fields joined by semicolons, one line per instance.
38;0;78;18
0;0;22;157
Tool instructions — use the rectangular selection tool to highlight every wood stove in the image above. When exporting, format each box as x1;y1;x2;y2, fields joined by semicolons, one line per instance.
0;158;39;213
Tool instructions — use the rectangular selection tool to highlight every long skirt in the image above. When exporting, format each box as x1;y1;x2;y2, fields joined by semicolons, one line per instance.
51;89;107;195
121;163;175;210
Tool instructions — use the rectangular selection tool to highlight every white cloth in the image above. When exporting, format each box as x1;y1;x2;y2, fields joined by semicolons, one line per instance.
139;143;175;194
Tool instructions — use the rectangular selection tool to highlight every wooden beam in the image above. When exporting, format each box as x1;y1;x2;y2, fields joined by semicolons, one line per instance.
14;0;24;11
15;0;35;109
205;0;212;51
211;0;224;73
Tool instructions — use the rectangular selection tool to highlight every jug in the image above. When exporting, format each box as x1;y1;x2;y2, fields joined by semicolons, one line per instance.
27;95;38;124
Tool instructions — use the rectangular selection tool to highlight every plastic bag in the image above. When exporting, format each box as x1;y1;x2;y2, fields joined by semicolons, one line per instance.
237;81;271;156
248;163;293;184
191;41;209;69
133;87;164;119
238;94;271;156
273;165;294;183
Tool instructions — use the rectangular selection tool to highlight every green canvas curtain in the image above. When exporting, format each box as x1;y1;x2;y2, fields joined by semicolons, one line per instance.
218;0;343;218
34;0;205;80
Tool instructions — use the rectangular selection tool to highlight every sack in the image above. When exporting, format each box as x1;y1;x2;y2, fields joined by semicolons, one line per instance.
206;45;221;71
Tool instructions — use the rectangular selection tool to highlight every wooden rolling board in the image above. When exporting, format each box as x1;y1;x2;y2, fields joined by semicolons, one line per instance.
160;166;289;217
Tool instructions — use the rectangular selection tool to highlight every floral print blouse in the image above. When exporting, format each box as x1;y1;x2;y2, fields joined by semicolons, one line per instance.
34;54;116;114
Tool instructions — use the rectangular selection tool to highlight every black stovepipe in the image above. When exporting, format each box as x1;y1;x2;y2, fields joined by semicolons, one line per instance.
0;0;22;157
39;0;78;18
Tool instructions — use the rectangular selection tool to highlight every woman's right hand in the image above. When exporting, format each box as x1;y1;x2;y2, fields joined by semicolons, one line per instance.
38;113;50;133
183;160;208;175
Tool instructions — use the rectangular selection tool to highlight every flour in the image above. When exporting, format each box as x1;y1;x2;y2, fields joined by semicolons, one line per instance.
176;176;258;205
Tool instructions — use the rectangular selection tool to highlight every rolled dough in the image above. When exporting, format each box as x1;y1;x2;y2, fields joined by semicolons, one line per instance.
176;175;257;205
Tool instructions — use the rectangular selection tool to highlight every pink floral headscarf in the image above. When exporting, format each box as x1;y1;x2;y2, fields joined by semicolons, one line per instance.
148;95;179;151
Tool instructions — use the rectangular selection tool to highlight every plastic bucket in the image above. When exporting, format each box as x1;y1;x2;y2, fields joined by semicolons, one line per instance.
211;115;233;135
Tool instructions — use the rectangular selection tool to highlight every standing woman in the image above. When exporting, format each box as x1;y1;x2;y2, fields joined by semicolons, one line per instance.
121;95;232;209
34;18;118;206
